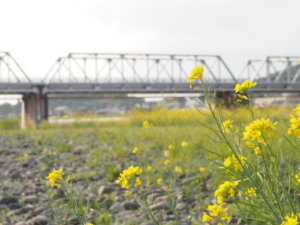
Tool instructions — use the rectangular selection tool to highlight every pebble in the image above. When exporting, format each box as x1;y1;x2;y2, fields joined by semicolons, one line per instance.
24;195;39;204
122;201;140;210
97;185;114;196
30;215;49;225
149;201;170;211
110;203;124;213
0;196;18;205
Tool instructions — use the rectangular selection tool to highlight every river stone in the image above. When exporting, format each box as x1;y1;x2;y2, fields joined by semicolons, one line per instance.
0;196;18;205
122;201;140;210
15;222;27;225
149;201;170;211
110;203;124;213
23;195;38;204
30;215;49;225
97;185;114;196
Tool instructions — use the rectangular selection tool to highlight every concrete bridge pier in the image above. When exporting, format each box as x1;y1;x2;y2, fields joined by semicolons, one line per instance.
21;92;48;129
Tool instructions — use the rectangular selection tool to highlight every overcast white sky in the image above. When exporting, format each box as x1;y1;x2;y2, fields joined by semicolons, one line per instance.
0;0;299;80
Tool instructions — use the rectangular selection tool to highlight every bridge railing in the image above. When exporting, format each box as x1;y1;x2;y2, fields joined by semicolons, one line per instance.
43;53;237;83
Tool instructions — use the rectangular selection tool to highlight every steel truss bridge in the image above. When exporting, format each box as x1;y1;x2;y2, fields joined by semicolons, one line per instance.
0;52;299;127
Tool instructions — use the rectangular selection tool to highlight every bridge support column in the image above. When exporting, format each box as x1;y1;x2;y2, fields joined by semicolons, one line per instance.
21;92;48;129
215;91;235;108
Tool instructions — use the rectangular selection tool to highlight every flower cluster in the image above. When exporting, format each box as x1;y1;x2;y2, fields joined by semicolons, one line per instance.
295;172;300;184
223;154;247;172
143;121;152;128
222;119;233;133
202;204;231;224
243;118;276;143
215;181;239;205
234;80;257;94
187;65;204;88
281;213;300;225
46;169;64;188
116;166;143;190
288;105;300;138
234;80;256;102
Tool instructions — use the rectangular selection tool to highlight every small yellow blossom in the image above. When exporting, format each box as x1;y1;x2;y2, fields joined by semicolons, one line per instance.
147;165;153;172
243;118;276;144
281;213;300;225
207;204;231;222
132;147;139;154
246;187;257;197
86;223;94;225
253;147;262;155
134;177;142;187
168;144;175;150
164;150;170;157
222;119;233;130
164;159;171;166
246;141;255;148
175;166;183;174
215;181;239;205
143;121;151;128
295;172;300;184
223;154;247;172
235;80;257;94
156;178;162;185
124;191;132;195
188;65;204;88
199;167;206;173
180;141;189;147
202;212;216;223
116;166;143;189
288;108;300;138
46;169;64;188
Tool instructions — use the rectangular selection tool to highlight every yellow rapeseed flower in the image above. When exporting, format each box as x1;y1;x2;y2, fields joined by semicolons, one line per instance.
202;212;216;223
246;187;257;197
164;150;170;157
168;144;175;150
243;118;276;144
234;80;257;94
180;141;189;147
253;147;262;155
156;178;162;185
223;154;247;172
223;119;233;133
46;169;64;188
187;65;204;88
281;213;300;225
223;119;233;130
147;165;153;172
175;166;183;174
132;147;139;154
143;121;151;128
163;159;171;166
199;167;206;173
134;177;142;187
116;166;143;189
215;181;239;205
288;112;300;138
124;190;132;195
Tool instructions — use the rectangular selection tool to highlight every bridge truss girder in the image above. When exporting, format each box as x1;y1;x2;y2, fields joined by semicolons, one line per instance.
238;56;300;83
0;52;31;83
43;53;237;83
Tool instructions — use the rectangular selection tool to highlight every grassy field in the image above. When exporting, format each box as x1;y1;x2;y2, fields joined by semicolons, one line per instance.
0;103;299;225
